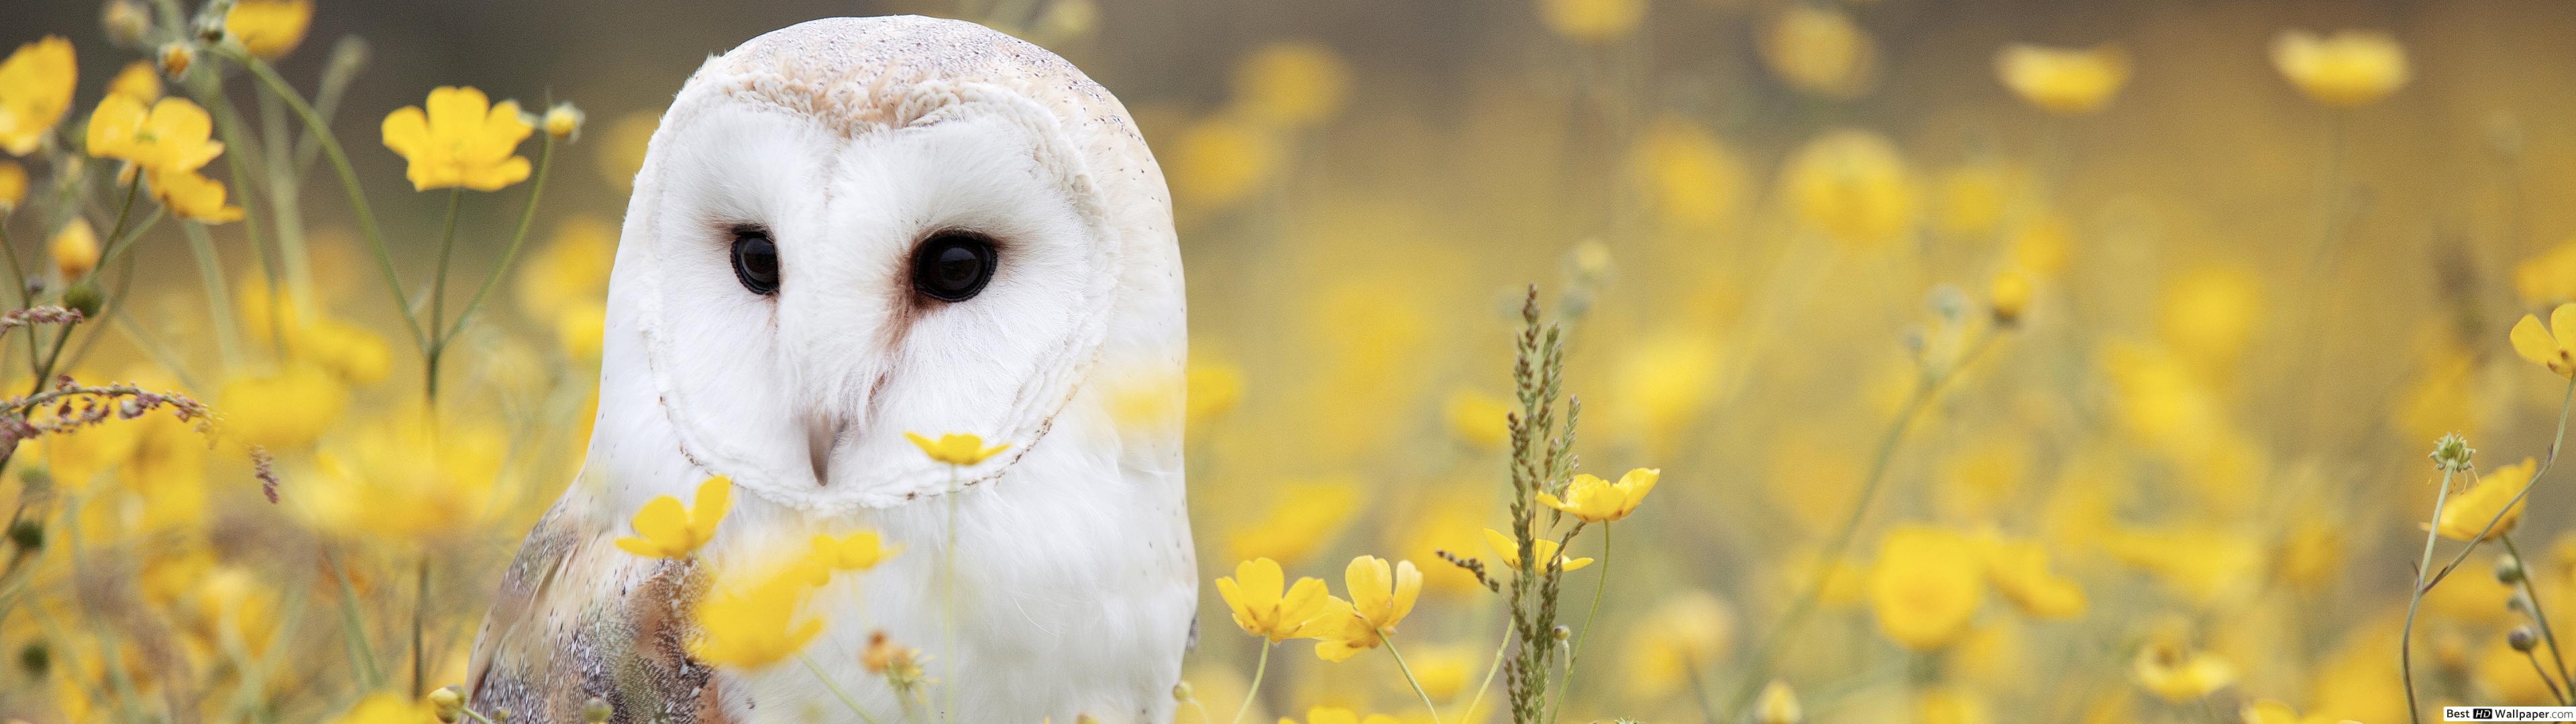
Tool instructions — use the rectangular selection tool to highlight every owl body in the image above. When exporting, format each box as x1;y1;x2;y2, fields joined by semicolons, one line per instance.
467;16;1193;723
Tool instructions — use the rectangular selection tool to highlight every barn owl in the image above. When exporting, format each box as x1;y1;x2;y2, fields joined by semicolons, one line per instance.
464;15;1193;723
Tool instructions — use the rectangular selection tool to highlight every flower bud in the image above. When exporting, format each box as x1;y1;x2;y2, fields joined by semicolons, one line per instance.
427;686;463;723
50;218;99;282
159;43;193;79
1989;269;2031;326
61;280;103;319
544;102;585;140
1171;681;1195;703
1550;625;1572;642
2512;626;2540;653
18;642;49;677
101;0;150;48
2430;433;2475;473
5;520;40;552
2498;554;2526;585
581;697;610;723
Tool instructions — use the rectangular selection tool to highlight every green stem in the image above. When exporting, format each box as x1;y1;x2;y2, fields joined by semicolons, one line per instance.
442;133;554;345
1454;603;1514;724
2400;467;2457;724
2527;648;2571;705
223;46;427;351
324;547;383;691
1383;637;1444;724
180;221;243;369
0;223;40;377
1545;523;1608;724
943;465;961;724
412;555;430;698
424;187;462;404
2506;533;2574;691
1723;331;2002;716
1229;642;1271;724
29;176;141;395
2423;379;2576;591
803;652;886;724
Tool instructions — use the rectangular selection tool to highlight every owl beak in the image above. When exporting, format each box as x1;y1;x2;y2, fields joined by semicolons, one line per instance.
806;412;845;486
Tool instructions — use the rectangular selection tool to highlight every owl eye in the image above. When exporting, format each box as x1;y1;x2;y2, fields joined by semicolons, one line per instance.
731;228;780;295
910;232;998;302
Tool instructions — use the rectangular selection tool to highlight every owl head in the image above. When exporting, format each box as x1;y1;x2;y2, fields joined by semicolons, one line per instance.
591;16;1183;513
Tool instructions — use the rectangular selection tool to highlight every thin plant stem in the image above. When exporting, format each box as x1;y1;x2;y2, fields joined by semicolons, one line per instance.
2506;533;2574;688
443;132;555;345
31;176;142;396
2527;648;2571;705
323;546;383;690
1455;605;1513;724
1383;637;1445;724
0;223;41;376
424;187;462;404
180;222;243;369
223;47;427;351
2424;379;2576;591
1229;642;1271;724
1544;523;1608;724
412;555;430;698
943;465;961;724
2400;466;2460;724
1724;330;2003;715
803;652;887;724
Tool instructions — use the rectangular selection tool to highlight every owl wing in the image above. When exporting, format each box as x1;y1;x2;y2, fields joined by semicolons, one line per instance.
465;497;729;723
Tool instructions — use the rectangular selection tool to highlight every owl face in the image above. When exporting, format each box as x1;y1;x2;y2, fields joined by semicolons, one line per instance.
608;45;1129;511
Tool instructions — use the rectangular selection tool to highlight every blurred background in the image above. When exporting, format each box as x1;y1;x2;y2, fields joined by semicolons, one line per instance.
11;0;2576;722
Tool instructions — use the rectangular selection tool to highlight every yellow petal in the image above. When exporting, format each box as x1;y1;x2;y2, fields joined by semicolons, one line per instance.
628;496;686;551
1387;559;1420;624
691;476;732;530
2554;304;2576;356
381;106;429;159
1235;558;1284;610
2513;314;2557;368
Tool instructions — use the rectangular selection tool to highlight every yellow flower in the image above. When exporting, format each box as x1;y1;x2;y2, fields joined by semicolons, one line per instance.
148;166;246;223
1782;129;1915;249
87;95;225;174
2131;639;2234;703
2511;304;2576;377
1754;680;1802;724
905;431;1008;466
298;408;506;540
106;60;160;102
1978;534;2086;618
49;218;97;281
0;36;75;156
1760;6;1878;99
810;531;898;572
1482;528;1593;573
1444;387;1511;450
1309;555;1421;661
2159;267;2263;370
1171;114;1279;210
216;364;348;450
1631;115;1748;231
2436;457;2533;542
1538;0;1645;44
1994;44;2129;115
1868;526;1983;651
1280;707;1401;724
1619;589;1734;696
1538;467;1658;523
327;692;435;724
1232;42;1349;128
614;476;733;558
238;282;395;384
1213;557;1334;642
227;0;315;59
1915;687;1992;724
2271;29;2408;107
1989;270;2031;325
0;159;23;213
380;86;534;191
690;562;824;671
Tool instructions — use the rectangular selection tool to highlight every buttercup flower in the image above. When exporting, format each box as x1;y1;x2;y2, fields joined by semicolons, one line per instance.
106;60;160;102
381;86;534;191
614;476;733;558
2436;457;2533;542
1760;6;1878;99
227;0;316;60
50;218;97;280
1994;43;2129;115
1979;534;2086;618
1309;555;1420;661
0;36;74;156
1214;557;1334;642
810;530;898;572
1538;467;1659;523
2131;639;2235;703
148;167;246;223
2510;304;2576;377
1482;528;1593;573
906;431;1009;466
1868;526;1983;651
87;95;224;174
690;563;824;670
1782;129;1915;249
2271;29;2408;107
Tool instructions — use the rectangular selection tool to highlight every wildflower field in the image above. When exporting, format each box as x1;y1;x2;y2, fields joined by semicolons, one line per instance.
4;0;2575;722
